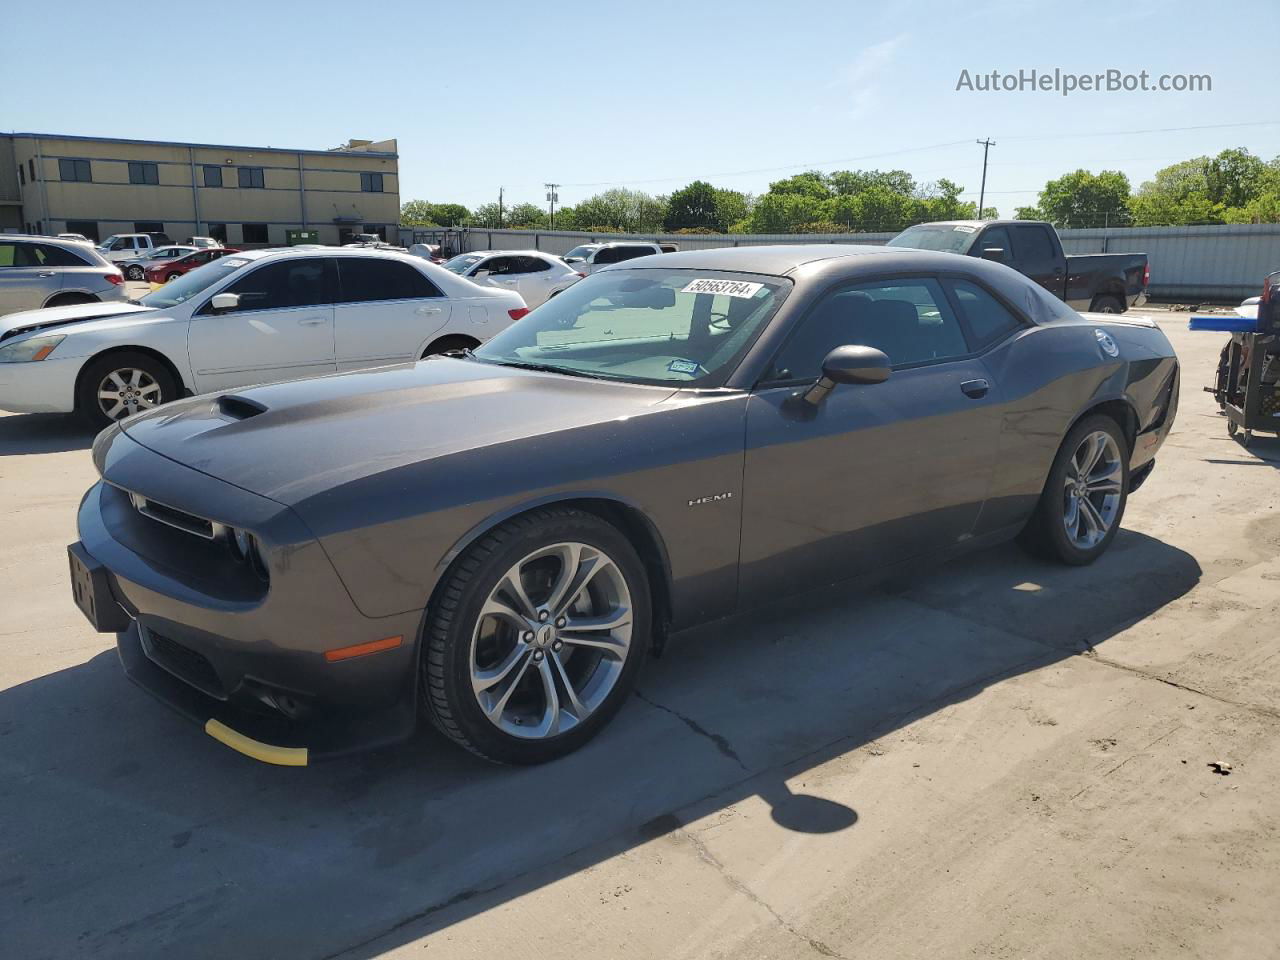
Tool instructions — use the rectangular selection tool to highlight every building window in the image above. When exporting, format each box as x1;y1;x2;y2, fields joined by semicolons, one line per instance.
237;167;265;189
29;158;35;181
65;220;100;242
18;165;24;186
203;165;223;188
360;172;384;193
134;222;165;235
241;223;269;244
208;223;228;243
58;158;92;182
128;161;160;185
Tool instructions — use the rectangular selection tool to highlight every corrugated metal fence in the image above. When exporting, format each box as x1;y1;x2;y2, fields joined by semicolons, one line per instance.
402;224;1280;302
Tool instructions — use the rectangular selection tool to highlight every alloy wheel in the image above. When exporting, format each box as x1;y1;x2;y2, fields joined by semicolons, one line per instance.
470;541;632;739
96;368;162;421
1063;430;1123;548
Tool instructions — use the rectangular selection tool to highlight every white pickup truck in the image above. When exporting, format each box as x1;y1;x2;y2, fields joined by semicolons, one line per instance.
95;233;174;264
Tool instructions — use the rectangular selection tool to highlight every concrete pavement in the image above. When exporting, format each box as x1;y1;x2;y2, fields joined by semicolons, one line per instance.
0;316;1277;959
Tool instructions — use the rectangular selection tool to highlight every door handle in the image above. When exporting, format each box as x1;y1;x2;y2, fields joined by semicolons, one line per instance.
38;272;55;278
297;317;329;326
960;378;990;399
416;306;443;315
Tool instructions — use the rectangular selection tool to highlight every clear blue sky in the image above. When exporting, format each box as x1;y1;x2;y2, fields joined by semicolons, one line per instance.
4;0;1277;217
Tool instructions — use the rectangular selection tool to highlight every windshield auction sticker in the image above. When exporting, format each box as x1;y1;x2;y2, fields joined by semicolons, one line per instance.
681;278;763;298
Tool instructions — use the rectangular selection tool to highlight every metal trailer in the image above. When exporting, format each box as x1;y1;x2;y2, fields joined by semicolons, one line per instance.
1194;269;1280;447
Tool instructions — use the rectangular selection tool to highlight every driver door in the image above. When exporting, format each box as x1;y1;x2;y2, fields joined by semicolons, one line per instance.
187;257;337;392
738;277;1002;603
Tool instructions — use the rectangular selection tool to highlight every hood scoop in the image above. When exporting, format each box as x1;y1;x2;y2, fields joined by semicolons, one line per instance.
215;394;269;421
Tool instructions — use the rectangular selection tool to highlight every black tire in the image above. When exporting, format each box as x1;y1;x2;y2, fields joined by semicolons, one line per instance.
1090;294;1124;314
421;334;479;358
421;507;651;764
165;272;181;283
76;351;178;430
126;265;145;281
45;293;97;308
1020;414;1130;565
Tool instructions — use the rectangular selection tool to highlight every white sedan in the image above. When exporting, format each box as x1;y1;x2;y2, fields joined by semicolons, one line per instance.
0;248;527;427
439;250;581;308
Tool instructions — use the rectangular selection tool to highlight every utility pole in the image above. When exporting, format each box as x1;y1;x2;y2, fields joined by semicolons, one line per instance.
545;183;560;229
498;186;504;228
976;138;995;219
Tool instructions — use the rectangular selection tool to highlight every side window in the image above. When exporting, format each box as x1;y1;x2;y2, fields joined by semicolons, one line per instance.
516;256;552;273
593;247;623;265
336;258;443;302
0;243;19;267
484;257;513;275
32;244;89;267
616;247;656;262
769;278;969;381
977;226;1013;265
945;279;1025;349
221;259;331;311
1012;226;1055;269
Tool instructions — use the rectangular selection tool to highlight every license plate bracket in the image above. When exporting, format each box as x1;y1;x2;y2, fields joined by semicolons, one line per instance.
67;542;131;633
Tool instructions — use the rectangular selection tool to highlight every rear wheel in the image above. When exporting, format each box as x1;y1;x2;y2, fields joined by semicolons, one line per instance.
1020;414;1129;565
165;272;181;283
77;351;177;429
45;292;97;308
126;265;145;281
421;507;650;764
1090;294;1124;314
421;334;479;358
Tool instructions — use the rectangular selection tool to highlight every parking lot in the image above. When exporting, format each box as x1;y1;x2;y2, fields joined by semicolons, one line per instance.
1;315;1278;959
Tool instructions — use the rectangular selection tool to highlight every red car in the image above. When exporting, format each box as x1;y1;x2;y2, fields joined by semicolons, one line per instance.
145;247;240;284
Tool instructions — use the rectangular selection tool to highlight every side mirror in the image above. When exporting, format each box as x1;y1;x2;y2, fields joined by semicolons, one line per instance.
210;292;240;313
979;246;1006;262
802;345;891;407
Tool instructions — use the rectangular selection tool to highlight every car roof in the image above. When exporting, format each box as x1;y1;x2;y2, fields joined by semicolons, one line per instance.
466;249;559;258
621;243;930;276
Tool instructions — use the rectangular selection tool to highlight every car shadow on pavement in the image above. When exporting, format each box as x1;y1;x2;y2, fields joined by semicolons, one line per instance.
0;412;96;455
0;530;1200;960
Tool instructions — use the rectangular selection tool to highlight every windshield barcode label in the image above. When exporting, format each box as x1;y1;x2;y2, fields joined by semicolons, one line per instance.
681;278;763;299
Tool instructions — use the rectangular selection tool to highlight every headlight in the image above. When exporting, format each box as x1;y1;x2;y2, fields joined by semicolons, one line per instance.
0;334;66;363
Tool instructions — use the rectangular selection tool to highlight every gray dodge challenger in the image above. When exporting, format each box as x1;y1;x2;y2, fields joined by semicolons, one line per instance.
68;244;1179;766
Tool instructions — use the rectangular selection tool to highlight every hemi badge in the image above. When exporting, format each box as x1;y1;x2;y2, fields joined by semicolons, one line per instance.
688;492;734;507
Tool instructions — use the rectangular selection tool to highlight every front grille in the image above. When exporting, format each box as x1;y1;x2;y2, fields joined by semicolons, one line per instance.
141;628;226;700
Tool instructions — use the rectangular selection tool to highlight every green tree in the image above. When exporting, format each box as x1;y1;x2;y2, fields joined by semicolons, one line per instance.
1130;158;1215;225
1014;205;1044;220
470;202;503;228
573;189;668;232
400;199;439;225
507;203;547;228
714;189;750;230
1033;169;1132;228
767;171;831;200
664;180;722;231
1205;148;1266;209
429;203;471;226
550;205;577;230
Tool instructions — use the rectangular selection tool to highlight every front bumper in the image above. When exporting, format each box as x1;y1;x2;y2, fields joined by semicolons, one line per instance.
75;434;424;763
0;355;81;414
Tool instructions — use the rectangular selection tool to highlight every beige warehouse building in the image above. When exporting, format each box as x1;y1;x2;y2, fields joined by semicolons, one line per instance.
0;132;399;247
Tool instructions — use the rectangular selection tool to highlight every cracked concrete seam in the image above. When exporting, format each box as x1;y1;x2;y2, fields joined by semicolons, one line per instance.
678;826;850;960
634;690;749;771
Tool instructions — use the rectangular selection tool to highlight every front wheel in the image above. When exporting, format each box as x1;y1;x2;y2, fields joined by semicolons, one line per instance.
165;272;181;283
421;507;650;763
126;265;144;281
77;351;177;429
1020;414;1130;565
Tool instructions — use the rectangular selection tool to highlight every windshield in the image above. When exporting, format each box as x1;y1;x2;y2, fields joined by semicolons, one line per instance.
886;224;978;254
139;258;248;308
563;245;596;262
473;268;788;387
97;236;120;250
442;254;484;274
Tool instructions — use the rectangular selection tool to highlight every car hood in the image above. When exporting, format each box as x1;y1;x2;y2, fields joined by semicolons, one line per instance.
0;302;157;341
119;358;677;505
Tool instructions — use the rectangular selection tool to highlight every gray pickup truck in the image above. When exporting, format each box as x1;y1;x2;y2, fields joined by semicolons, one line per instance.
888;219;1148;313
